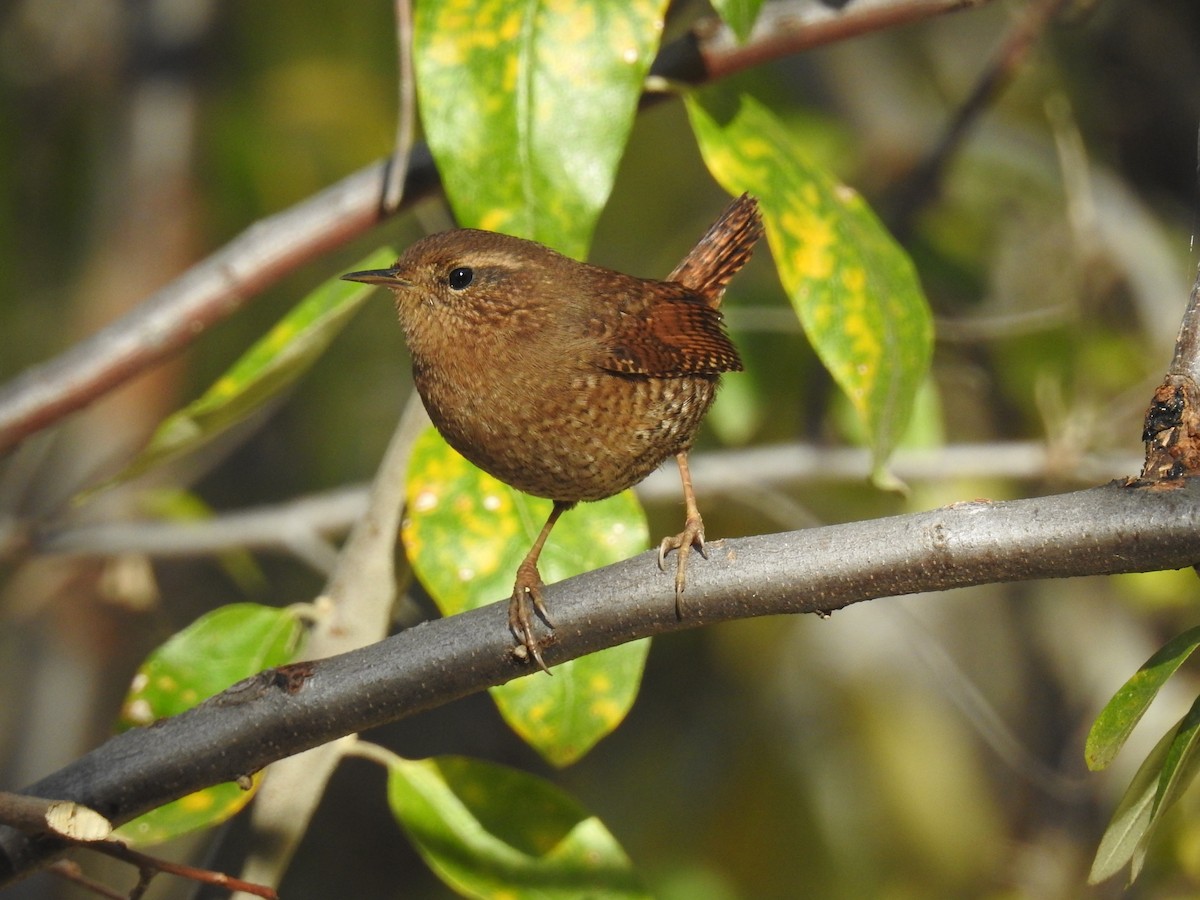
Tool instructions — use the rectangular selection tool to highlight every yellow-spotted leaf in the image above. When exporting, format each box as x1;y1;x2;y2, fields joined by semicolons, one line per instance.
686;90;933;477
413;0;669;258
403;426;650;766
387;755;648;899
114;603;305;844
89;247;395;496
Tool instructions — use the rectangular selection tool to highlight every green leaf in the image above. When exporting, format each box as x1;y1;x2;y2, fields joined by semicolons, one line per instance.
387;755;649;899
710;0;764;43
1089;724;1176;885
1085;625;1200;771
403;426;650;766
685;90;933;476
492;634;650;768
1151;694;1200;820
114;603;305;844
413;0;669;258
90;247;395;495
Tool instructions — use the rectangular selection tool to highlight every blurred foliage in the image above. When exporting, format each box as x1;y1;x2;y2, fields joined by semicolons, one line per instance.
386;753;648;899
4;0;1200;898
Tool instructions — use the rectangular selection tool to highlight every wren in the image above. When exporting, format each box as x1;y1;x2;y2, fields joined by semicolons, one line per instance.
343;193;763;669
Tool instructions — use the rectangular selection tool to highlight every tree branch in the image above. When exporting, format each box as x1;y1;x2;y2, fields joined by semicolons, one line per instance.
27;442;1140;563
3;477;1199;883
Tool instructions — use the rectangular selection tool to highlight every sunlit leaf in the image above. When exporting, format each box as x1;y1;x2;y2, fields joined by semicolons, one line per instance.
90;247;395;495
686;90;933;478
413;0;669;257
114;603;305;844
387;755;649;899
1086;625;1200;771
710;0;765;42
493;634;650;768
403;426;650;766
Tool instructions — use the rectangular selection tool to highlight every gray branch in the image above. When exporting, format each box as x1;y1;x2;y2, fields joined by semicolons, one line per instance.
3;478;1199;883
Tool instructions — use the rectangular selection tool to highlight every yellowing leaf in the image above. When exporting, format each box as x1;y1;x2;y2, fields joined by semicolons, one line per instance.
403;426;650;765
686;90;933;477
414;0;669;257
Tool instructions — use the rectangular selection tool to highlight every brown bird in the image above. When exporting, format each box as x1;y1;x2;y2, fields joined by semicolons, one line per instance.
343;193;763;669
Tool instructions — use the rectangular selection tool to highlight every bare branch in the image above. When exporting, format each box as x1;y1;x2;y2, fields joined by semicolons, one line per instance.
3;478;1198;881
382;0;417;214
31;442;1141;561
0;793;109;842
689;0;995;83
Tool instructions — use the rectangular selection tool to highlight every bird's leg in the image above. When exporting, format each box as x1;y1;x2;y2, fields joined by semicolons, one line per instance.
658;451;706;617
510;500;571;671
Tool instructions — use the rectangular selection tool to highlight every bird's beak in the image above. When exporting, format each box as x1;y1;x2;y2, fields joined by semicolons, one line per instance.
341;268;411;287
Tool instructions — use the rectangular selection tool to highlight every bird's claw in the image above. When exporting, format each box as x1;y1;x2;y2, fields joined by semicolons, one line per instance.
658;514;706;618
509;562;554;673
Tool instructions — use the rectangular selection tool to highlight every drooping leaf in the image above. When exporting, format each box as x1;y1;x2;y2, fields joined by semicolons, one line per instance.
403;426;650;766
387;755;649;899
1089;723;1176;885
685;89;933;479
1086;625;1200;771
710;0;765;42
114;603;305;844
90;247;395;496
413;0;669;258
1151;694;1200;821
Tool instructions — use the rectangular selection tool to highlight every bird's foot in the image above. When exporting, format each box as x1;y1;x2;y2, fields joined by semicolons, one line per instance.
658;512;706;618
509;559;554;673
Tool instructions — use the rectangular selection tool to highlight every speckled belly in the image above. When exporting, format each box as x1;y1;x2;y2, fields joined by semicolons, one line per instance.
422;370;720;503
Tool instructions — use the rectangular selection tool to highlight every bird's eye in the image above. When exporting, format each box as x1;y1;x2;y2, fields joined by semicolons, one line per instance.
447;267;474;290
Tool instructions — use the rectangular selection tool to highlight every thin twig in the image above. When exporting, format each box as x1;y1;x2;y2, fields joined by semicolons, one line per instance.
29;441;1142;562
382;0;416;213
690;0;994;82
94;841;278;899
